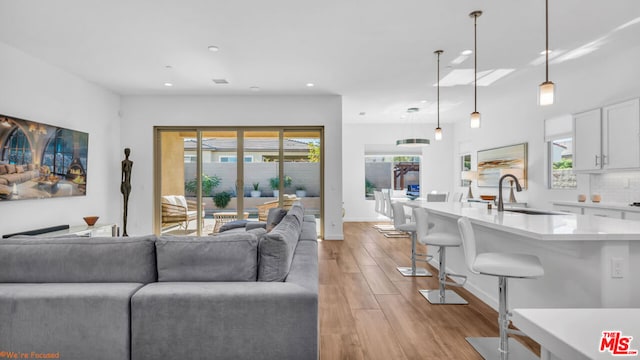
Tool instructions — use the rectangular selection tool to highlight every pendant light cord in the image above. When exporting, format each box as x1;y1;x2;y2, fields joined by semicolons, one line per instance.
473;13;478;112
545;0;549;82
437;51;440;128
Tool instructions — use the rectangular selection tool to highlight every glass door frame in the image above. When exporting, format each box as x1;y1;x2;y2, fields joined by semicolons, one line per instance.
153;125;324;237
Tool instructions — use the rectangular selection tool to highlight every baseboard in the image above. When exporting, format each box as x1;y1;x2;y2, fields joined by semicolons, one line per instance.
323;235;344;240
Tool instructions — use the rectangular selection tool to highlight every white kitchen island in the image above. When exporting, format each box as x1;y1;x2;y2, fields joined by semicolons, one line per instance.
401;201;640;308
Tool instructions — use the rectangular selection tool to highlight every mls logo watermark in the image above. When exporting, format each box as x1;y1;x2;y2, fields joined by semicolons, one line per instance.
600;331;639;356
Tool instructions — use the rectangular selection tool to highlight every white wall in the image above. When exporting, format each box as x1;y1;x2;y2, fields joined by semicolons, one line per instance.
453;44;640;210
0;42;121;236
342;123;454;221
119;95;343;239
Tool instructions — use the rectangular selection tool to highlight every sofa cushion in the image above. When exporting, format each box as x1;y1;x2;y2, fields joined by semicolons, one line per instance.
288;203;305;224
156;232;259;282
5;164;15;174
27;163;35;171
219;219;249;232
0;283;143;360
0;184;10;197
131;282;318;360
300;220;318;242
266;207;288;231
0;164;7;175
15;165;24;173
0;236;157;283
258;213;302;282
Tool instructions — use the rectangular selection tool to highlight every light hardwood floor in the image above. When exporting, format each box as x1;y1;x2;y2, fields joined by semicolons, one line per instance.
319;222;539;360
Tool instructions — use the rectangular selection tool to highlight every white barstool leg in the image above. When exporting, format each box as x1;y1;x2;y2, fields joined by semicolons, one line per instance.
419;246;468;304
396;231;431;277
466;276;538;360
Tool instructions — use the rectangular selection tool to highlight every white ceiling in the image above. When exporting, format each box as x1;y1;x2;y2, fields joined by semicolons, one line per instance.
0;0;639;125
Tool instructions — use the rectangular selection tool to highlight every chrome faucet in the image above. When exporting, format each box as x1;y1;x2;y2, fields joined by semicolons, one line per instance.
497;174;522;212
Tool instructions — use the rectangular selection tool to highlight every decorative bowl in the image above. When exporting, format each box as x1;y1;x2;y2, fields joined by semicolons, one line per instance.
83;216;99;226
480;195;496;201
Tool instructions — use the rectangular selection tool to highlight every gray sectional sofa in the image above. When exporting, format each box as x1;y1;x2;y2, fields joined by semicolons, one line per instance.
0;204;318;360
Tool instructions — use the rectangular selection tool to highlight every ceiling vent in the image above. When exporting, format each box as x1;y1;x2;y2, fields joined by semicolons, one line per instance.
212;78;229;84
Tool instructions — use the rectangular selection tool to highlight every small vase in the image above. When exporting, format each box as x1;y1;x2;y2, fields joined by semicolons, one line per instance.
251;190;261;198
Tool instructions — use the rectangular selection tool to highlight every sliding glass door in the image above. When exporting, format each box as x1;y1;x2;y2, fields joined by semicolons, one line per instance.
154;126;323;237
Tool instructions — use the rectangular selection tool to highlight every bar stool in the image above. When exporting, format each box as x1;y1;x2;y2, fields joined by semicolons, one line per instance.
391;202;431;277
457;217;543;360
413;208;468;304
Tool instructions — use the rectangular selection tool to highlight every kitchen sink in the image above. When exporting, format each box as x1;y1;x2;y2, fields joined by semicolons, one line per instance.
504;209;565;215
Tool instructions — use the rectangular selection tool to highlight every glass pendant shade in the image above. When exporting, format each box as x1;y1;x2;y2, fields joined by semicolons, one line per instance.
539;81;555;106
470;111;481;128
434;127;442;141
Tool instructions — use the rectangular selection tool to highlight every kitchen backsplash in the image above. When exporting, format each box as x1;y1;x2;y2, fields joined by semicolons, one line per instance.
590;171;640;203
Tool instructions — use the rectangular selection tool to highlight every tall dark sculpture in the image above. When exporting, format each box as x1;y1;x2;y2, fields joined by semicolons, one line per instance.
121;148;133;237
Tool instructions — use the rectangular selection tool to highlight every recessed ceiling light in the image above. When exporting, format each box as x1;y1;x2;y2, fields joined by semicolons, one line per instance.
249;86;260;92
461;50;473;55
420;100;427;103
164;82;173;87
212;78;229;84
208;45;220;52
540;49;552;55
165;65;173;69
359;112;366;116
306;83;315;87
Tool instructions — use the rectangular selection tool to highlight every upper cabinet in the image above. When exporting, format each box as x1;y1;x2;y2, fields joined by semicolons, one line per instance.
573;98;640;172
574;108;602;172
602;99;640;170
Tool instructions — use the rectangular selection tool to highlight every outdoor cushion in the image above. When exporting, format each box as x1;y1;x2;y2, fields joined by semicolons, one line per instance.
156;232;259;282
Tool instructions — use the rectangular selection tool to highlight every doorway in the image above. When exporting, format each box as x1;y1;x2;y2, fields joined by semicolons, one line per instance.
154;126;323;237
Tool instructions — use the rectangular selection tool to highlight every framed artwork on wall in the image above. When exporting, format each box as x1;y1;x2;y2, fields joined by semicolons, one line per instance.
477;143;527;188
0;114;88;201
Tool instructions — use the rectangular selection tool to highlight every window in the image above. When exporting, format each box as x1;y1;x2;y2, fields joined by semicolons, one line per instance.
364;155;420;199
549;137;576;189
219;155;253;163
2;128;32;165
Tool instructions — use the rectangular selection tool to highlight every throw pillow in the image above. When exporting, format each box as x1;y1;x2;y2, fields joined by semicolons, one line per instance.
219;219;249;233
266;208;288;232
27;164;35;171
16;165;24;173
6;164;16;174
0;165;7;175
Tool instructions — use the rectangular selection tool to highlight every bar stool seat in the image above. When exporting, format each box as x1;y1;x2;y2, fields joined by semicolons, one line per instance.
473;253;544;278
414;208;468;305
458;216;543;360
391;202;431;277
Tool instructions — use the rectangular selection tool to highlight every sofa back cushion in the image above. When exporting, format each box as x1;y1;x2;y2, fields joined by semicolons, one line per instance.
156;231;260;282
0;164;7;175
258;209;303;282
15;165;24;174
0;235;157;283
5;164;15;174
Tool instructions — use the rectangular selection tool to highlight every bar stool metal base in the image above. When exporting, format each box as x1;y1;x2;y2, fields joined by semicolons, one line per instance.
419;289;468;304
466;337;538;360
397;266;431;277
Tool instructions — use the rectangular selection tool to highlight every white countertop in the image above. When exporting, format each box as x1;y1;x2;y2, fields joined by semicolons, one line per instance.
402;201;640;241
512;308;640;360
553;200;640;213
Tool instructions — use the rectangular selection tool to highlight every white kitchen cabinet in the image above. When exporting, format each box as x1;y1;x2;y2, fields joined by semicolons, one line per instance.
573;98;640;172
573;108;602;171
602;98;640;170
583;207;623;219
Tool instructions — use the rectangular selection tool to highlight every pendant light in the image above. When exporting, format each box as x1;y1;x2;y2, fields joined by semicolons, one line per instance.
469;10;482;129
397;107;430;147
434;50;443;141
539;0;555;106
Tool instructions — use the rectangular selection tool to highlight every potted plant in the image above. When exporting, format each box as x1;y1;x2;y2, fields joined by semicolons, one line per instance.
213;191;231;208
269;176;292;197
184;174;221;197
295;185;306;198
251;182;261;198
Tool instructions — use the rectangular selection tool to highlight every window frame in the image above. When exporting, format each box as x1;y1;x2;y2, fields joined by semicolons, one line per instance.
547;135;577;190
